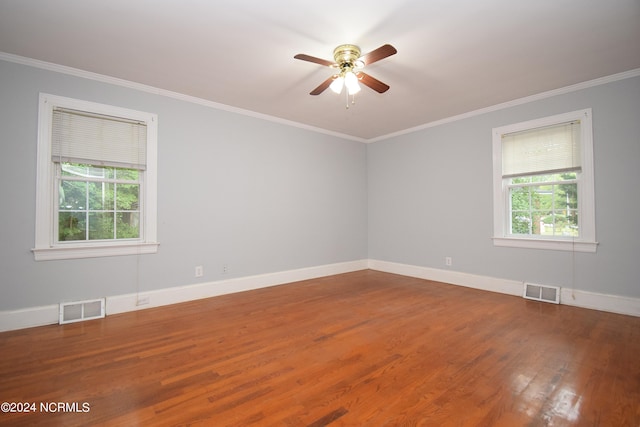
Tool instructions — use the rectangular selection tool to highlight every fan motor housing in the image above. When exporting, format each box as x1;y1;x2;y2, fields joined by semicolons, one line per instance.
333;44;361;65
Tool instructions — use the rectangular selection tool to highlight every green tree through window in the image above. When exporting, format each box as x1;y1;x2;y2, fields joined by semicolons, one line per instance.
509;173;578;237
58;164;141;242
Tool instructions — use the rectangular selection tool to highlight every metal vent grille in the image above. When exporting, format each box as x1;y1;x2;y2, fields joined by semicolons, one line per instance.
523;283;560;304
59;298;105;324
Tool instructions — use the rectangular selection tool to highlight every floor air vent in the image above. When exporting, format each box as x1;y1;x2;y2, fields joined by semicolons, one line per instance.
59;298;106;324
523;283;560;304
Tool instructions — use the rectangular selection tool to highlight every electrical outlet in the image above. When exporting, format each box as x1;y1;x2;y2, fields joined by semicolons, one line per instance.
445;257;453;266
195;265;204;277
222;263;229;274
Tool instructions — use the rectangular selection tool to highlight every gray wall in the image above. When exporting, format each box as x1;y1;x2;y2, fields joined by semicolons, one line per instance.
1;57;638;313
0;59;368;311
368;75;640;298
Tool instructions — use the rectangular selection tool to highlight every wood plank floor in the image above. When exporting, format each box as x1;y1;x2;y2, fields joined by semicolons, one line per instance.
1;270;639;426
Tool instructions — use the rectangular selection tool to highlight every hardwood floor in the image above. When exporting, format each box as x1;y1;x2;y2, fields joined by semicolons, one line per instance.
1;270;639;426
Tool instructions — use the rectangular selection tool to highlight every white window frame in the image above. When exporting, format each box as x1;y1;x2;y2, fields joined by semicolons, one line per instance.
492;109;597;252
33;93;159;260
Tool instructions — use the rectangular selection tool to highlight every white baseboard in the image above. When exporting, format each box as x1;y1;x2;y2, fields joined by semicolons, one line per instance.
106;259;368;315
0;260;368;332
2;258;638;332
367;259;524;296
559;288;640;317
369;260;523;295
367;259;640;317
0;304;59;333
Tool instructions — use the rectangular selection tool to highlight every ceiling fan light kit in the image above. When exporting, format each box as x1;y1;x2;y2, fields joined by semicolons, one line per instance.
295;43;397;108
329;76;344;94
345;71;361;94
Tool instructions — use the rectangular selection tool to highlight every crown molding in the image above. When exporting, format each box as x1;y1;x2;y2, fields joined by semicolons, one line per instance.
368;68;640;143
0;51;366;143
1;51;637;144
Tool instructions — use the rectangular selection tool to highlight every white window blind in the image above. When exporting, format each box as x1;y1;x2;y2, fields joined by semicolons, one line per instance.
501;120;581;178
51;108;147;170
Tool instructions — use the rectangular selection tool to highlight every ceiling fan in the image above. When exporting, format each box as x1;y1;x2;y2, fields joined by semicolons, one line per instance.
294;44;397;96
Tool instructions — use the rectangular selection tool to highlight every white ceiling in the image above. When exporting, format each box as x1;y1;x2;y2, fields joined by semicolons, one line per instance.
1;0;639;141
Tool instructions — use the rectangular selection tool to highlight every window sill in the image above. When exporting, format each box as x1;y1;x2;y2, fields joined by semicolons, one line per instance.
32;242;159;261
492;237;598;253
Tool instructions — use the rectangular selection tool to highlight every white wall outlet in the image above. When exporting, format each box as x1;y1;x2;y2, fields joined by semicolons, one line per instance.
195;265;204;277
445;257;453;266
222;263;229;274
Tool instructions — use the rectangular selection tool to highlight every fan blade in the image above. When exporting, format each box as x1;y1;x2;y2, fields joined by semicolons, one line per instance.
357;72;390;93
359;44;397;66
309;76;336;95
294;53;336;67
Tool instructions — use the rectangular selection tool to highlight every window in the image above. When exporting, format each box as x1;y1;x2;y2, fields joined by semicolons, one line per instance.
58;164;141;242
492;109;597;252
33;94;158;260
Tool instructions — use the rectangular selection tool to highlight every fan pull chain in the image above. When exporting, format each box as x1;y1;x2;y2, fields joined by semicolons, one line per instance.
344;92;357;109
